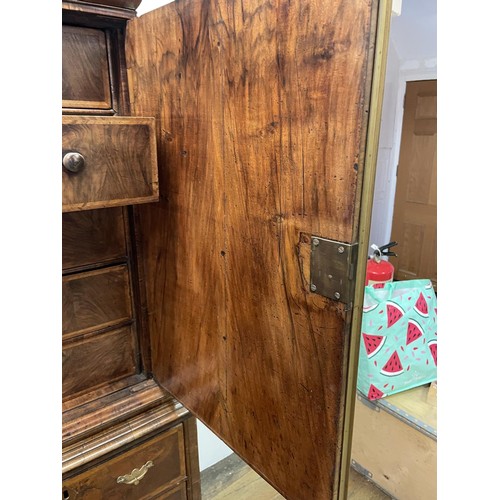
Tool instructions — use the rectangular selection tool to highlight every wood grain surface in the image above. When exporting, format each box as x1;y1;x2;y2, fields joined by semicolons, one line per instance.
62;208;128;271
62;264;133;340
63;424;186;499
63;405;200;500
126;1;376;498
62;116;158;212
68;0;142;10
62;1;138;21
63;25;112;109
63;325;138;400
390;80;437;289
62;376;167;444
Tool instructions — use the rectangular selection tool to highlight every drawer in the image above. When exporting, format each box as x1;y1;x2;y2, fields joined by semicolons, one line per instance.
63;265;133;339
151;482;187;500
62;424;187;499
63;325;138;400
62;208;128;271
62;116;159;212
63;26;112;110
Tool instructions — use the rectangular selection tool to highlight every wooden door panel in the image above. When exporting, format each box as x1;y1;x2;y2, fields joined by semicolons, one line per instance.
126;1;378;498
405;136;436;204
391;80;437;288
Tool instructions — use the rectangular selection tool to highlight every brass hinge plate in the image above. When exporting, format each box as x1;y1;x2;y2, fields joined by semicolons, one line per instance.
310;237;358;305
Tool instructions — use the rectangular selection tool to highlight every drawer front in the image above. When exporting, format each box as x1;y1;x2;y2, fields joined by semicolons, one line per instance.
62;425;187;499
63;325;138;400
63;265;133;339
62;116;159;212
62;208;128;271
63;26;112;110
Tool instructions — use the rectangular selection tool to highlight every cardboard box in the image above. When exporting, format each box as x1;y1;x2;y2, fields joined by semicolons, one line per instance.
350;385;437;499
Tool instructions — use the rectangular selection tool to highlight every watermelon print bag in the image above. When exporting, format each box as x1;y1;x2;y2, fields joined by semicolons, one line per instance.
357;279;437;401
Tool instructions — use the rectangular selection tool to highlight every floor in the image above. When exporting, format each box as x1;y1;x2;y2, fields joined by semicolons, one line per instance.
200;385;436;499
201;452;391;500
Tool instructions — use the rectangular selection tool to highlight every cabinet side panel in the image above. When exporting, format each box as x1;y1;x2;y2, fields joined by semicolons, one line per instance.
126;1;375;498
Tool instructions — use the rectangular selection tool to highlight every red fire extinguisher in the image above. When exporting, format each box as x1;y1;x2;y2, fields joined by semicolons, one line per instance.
365;241;398;287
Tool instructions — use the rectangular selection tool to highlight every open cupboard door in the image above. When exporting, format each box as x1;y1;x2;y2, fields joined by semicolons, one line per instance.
125;0;390;498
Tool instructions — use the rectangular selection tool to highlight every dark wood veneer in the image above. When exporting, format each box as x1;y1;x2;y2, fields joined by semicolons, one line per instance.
63;324;138;400
62;3;201;499
60;0;383;496
62;264;133;340
62;116;159;212
63;424;186;499
126;0;375;498
63;25;112;110
69;0;142;10
62;208;128;272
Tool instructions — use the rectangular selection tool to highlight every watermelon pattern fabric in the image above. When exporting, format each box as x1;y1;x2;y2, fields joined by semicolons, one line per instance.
362;333;386;358
357;279;437;401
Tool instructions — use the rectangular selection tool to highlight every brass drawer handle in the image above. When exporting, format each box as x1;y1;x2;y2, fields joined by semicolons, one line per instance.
62;151;85;173
116;460;154;486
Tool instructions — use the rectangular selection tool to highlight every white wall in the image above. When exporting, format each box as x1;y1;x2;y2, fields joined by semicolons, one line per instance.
368;38;401;251
368;0;437;252
136;0;172;16
196;421;233;471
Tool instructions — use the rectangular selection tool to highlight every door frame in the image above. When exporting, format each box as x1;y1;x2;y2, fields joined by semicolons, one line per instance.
338;1;392;497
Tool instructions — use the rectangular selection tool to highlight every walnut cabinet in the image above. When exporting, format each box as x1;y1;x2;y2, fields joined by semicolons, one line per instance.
61;0;391;499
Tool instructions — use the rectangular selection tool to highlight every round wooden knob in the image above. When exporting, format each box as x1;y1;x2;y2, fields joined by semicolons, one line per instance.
62;152;85;173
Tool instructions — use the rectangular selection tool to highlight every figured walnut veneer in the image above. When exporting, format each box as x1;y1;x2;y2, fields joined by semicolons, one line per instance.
62;116;158;212
126;0;377;498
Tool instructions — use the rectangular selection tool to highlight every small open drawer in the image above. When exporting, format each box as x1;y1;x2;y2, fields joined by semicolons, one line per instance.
62;116;159;212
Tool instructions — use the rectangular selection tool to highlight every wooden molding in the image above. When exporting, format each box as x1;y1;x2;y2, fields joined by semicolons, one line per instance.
63;378;172;446
62;1;140;19
63;398;189;475
66;0;142;10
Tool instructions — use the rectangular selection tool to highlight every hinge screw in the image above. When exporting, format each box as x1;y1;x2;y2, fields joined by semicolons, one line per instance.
338;246;345;254
311;284;317;292
334;291;341;300
312;238;320;246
